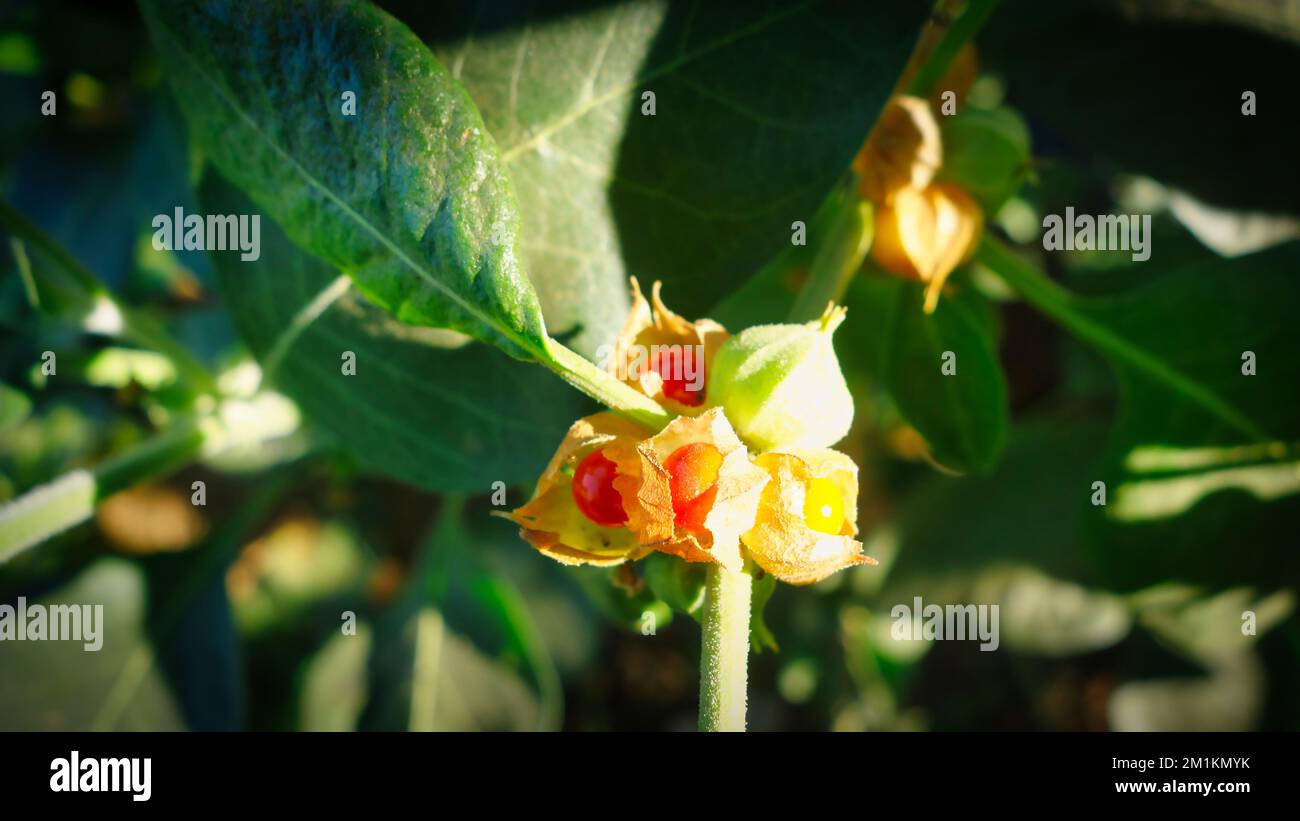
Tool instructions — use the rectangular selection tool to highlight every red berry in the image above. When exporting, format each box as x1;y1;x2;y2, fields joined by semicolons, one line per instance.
649;349;705;406
571;450;627;527
664;443;722;533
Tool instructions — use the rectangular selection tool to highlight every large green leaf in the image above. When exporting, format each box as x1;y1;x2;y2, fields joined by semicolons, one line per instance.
844;274;1009;473
383;0;928;355
980;0;1300;213
203;175;586;492
979;235;1300;593
1075;242;1300;593
140;0;548;358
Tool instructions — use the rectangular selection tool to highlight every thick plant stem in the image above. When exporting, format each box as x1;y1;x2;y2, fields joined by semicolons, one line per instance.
788;194;874;323
0;422;205;565
906;0;1002;99
543;338;674;431
698;563;752;732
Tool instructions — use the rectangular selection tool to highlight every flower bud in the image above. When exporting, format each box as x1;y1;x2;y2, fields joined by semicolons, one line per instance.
706;305;854;452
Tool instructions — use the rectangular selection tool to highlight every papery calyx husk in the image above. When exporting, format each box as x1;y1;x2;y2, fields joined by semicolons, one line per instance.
607;407;767;573
742;449;873;585
870;182;983;313
705;305;854;452
500;413;649;567
607;277;728;414
854;95;942;205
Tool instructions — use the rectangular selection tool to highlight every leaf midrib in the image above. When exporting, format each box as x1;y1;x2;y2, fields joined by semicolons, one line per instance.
146;7;543;358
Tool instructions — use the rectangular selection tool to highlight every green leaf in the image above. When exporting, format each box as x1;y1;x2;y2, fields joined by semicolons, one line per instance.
135;472;292;730
878;421;1134;657
0;559;187;731
845;274;1009;473
979;235;1300;593
1131;587;1295;670
388;0;928;355
1075;242;1300;593
0;382;31;437
361;499;559;731
980;0;1300;212
203;174;587;492
749;569;779;653
885;419;1112;587
140;0;549;359
710;190;841;329
299;622;372;731
142;553;244;730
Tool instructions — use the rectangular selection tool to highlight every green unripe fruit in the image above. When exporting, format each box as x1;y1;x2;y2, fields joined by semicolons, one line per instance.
707;306;853;451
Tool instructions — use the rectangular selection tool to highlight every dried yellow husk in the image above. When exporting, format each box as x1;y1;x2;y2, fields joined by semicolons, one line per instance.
870;183;983;313
608;278;729;415
500;413;651;567
742;449;873;585
854;95;943;205
609;407;768;572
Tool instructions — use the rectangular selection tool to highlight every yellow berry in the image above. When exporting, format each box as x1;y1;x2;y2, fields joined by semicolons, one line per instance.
802;477;845;535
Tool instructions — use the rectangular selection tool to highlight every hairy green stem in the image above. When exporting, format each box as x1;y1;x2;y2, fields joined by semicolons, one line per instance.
0;422;206;565
906;0;1002;99
976;235;1267;441
544;338;674;431
698;563;752;732
788;195;874;322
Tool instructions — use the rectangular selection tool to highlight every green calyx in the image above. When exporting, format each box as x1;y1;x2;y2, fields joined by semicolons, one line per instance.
707;305;853;452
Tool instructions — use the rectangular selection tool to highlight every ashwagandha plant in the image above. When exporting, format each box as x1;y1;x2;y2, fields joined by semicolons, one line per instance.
3;0;1298;731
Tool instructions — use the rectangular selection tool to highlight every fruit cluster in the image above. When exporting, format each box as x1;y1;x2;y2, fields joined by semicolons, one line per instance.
504;283;870;585
855;54;984;314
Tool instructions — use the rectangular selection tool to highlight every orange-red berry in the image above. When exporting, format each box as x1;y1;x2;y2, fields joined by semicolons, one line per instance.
664;443;722;532
650;349;705;406
571;450;627;527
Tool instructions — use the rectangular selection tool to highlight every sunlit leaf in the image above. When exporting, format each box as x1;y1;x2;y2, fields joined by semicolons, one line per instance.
143;0;550;358
389;0;928;355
